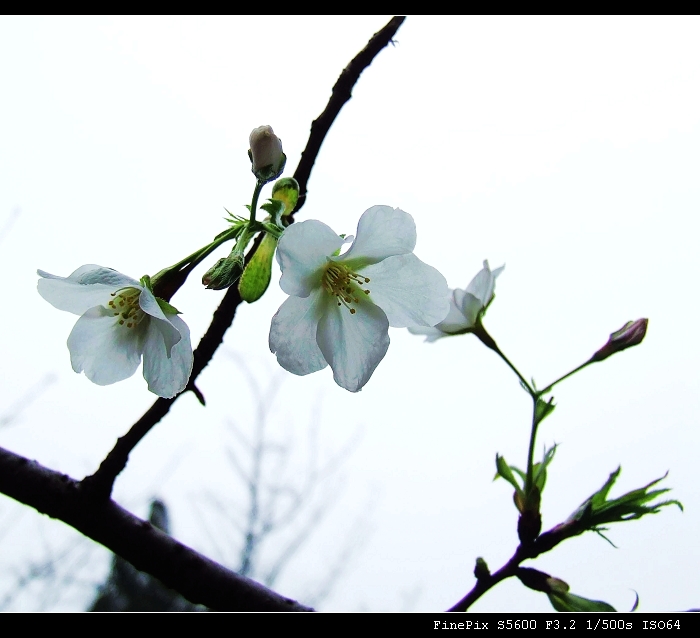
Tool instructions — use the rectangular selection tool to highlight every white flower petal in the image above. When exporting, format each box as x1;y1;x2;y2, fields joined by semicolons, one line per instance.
276;220;345;297
465;260;504;307
68;265;140;288
67;306;144;385
436;292;473;332
138;288;181;355
269;290;329;376
336;206;417;267
360;254;450;328
37;265;141;315
459;292;482;327
142;314;193;398
316;300;390;392
407;326;449;342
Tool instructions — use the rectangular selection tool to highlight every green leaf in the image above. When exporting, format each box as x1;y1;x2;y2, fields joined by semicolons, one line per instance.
532;444;557;493
495;455;526;512
548;591;616;612
495;455;523;492
564;468;682;540
238;233;278;303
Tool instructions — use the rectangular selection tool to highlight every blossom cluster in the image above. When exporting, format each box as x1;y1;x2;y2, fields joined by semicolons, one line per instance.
37;126;485;397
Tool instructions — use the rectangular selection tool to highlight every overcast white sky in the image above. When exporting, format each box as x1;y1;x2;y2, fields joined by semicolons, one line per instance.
1;15;699;612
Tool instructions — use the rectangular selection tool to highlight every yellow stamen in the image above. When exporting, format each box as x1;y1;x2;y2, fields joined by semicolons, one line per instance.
322;263;371;315
109;287;146;330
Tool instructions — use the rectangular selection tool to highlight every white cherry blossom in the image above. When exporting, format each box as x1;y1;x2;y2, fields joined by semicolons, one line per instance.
409;260;504;342
38;265;193;398
269;205;450;392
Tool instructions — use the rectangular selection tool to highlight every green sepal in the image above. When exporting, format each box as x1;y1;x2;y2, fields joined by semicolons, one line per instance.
547;591;616;612
261;199;286;228
534;396;556;426
139;275;153;293
239;233;278;303
156;297;181;315
253;152;287;184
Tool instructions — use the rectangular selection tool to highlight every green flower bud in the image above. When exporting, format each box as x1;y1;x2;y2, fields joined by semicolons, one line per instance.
271;177;300;216
202;256;244;290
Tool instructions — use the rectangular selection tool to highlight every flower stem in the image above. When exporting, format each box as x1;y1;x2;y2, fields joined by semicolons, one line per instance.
525;398;539;494
249;179;264;223
472;322;540;493
538;359;594;395
151;226;241;288
472;323;535;397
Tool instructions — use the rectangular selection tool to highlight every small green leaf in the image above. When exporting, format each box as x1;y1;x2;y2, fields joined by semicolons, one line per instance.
511;466;527;483
533;444;557;493
495;454;523;492
562;468;682;542
548;591;616;612
239;233;278;303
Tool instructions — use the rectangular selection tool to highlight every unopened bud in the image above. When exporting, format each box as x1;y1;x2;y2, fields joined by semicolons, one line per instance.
474;557;491;581
202;256;244;290
591;318;648;362
271;177;300;216
516;567;553;592
248;125;286;183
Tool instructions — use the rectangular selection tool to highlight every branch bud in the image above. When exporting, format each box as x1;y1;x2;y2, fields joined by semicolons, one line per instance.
591;318;648;362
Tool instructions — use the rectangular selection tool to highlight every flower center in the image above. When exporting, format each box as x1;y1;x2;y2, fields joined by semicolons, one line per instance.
322;263;370;314
108;287;146;329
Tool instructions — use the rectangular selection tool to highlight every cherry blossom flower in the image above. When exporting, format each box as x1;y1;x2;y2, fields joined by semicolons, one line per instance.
38;265;193;398
409;260;504;342
269;205;449;392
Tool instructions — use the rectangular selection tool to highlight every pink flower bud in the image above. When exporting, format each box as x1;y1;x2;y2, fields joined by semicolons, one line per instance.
591;318;648;362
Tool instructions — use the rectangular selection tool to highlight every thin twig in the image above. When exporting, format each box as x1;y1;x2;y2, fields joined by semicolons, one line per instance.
292;16;406;215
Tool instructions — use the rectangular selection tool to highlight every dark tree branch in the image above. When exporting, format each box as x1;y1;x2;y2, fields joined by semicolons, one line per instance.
0;446;312;611
80;15;406;500
446;520;592;612
0;16;407;612
292;16;405;215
